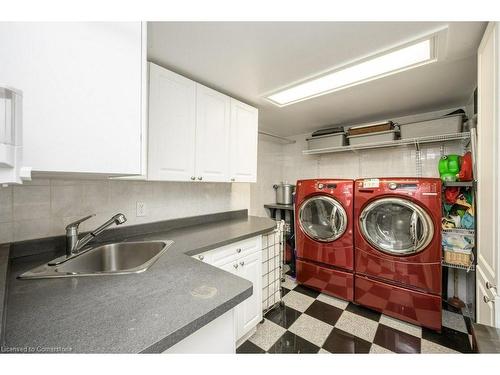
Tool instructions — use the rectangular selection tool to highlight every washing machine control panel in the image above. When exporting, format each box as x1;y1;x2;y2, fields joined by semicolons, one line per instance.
316;183;337;190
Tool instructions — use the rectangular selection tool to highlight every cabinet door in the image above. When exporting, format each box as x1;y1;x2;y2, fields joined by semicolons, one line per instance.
477;22;500;326
236;251;263;339
0;22;144;175
229;99;258;183
148;63;196;181
195;84;230;182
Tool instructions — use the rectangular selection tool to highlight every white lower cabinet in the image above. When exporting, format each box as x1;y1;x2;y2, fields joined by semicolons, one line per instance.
164;309;236;353
192;235;262;343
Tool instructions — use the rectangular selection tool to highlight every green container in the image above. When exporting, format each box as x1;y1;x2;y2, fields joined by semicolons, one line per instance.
438;155;460;182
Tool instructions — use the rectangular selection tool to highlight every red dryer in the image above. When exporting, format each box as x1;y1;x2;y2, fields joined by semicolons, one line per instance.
354;178;442;331
295;179;354;301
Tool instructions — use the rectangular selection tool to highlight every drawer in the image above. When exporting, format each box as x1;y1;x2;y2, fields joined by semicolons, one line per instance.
354;274;442;331
211;236;261;267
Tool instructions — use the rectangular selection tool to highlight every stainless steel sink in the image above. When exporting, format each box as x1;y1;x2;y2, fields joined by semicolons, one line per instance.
18;240;173;279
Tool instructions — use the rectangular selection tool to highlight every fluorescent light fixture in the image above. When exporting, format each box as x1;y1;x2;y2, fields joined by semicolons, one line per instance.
266;38;435;107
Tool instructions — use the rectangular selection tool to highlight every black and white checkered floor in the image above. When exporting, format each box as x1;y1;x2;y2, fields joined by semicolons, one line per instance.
237;275;473;354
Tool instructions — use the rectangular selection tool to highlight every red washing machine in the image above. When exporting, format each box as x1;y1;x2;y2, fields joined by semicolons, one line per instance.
295;179;354;301
354;178;442;331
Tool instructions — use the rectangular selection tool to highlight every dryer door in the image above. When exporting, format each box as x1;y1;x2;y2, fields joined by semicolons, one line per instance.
359;197;434;256
298;196;348;242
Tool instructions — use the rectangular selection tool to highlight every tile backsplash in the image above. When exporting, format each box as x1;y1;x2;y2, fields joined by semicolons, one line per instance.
0;179;250;244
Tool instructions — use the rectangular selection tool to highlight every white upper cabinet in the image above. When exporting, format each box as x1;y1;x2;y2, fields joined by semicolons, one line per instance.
147;64;259;183
195;84;231;182
229;99;258;183
0;22;146;176
148;64;196;181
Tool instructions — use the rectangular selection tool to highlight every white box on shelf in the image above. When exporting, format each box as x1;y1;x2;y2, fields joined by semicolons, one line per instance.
399;114;463;139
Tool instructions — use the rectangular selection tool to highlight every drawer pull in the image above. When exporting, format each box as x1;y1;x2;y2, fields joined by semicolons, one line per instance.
483;295;495;304
198;255;204;261
240;261;245;266
233;264;239;269
486;281;497;290
236;248;242;253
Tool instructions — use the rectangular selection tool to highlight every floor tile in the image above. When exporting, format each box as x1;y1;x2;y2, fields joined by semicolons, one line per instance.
334;310;379;342
369;344;394;354
442;309;468;334
346;303;381;322
282;290;316;312
282;287;291;297
322;328;372;354
236;340;265;354
373;324;421;353
420;339;460;354
316;293;349;310
288;314;333;347
379;315;422;338
267;331;320;354
293;284;321;298
265;304;302;329
282;275;297;290
422;326;473;353
248;319;287;351
304;300;343;326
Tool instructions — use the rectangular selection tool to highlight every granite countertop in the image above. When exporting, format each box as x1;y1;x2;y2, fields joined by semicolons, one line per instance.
0;210;275;353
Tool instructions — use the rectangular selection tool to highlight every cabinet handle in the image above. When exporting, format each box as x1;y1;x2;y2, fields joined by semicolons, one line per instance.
236;248;242;253
483;295;495;304
190;176;196;180
233;264;239;269
239;261;245;266
231;178;235;182
198;255;204;261
197;176;202;181
486;281;497;290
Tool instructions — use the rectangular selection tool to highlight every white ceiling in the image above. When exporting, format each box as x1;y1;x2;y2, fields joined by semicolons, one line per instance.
148;22;487;136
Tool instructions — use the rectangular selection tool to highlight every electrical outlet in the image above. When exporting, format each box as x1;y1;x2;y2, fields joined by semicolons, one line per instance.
136;201;146;217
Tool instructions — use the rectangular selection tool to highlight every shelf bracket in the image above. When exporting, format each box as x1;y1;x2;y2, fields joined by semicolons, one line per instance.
414;139;422;177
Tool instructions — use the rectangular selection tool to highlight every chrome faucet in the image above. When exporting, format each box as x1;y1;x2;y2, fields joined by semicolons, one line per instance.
49;213;127;266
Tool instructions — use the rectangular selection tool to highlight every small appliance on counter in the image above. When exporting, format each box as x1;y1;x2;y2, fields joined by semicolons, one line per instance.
273;181;295;205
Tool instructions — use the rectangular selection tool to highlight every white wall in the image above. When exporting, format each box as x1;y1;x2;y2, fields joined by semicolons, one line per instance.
249;135;285;217
0;179;249;244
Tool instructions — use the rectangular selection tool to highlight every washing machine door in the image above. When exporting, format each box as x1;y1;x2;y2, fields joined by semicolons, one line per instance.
298;196;348;242
359;197;434;255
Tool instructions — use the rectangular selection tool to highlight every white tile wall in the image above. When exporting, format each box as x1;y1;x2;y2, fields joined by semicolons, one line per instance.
0;179;250;244
250;136;286;217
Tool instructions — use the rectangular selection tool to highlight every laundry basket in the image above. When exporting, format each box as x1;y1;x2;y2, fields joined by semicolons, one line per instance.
262;220;285;313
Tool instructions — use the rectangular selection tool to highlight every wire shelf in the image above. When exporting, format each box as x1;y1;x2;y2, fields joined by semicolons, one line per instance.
443;181;475;188
442;228;475;235
442;260;475;272
302;132;471;155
